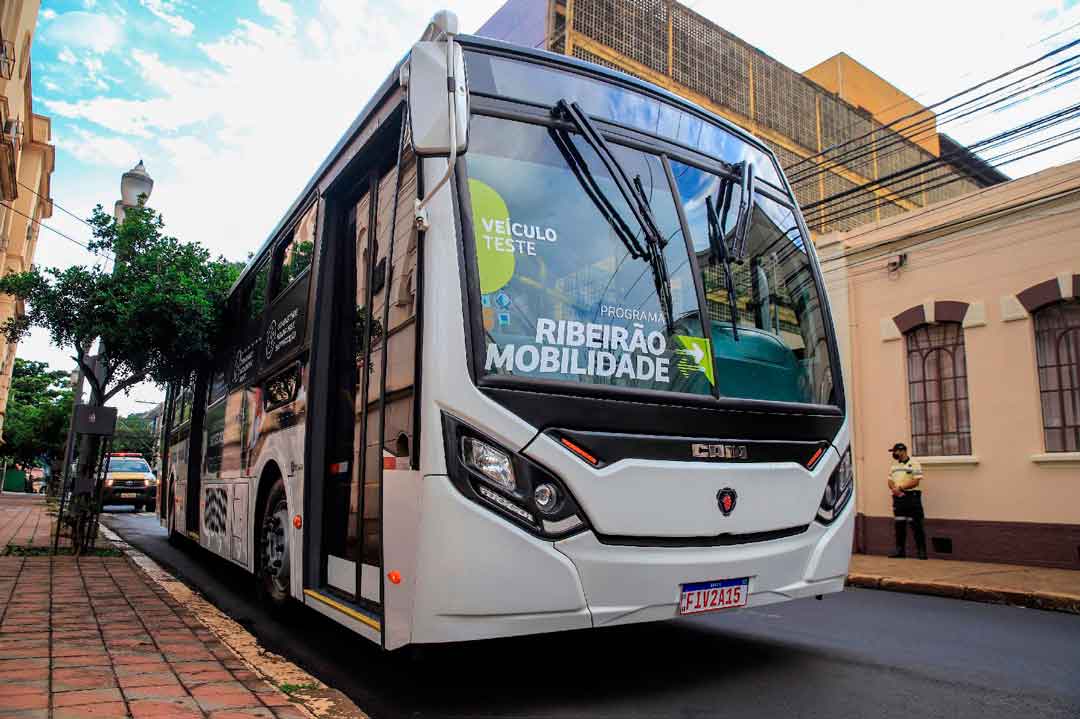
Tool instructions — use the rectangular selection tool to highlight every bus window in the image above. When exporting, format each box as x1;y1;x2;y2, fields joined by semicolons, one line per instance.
274;204;316;296
249;260;271;321
207;368;227;406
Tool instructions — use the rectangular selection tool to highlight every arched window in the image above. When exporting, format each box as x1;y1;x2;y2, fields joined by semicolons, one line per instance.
1033;300;1080;452
906;322;972;456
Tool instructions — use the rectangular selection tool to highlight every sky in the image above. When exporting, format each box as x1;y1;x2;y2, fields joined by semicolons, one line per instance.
22;0;1080;414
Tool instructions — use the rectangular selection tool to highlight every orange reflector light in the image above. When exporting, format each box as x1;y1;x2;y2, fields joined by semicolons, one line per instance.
560;437;599;466
293;515;303;529
383;456;396;470
387;570;401;585
806;447;825;469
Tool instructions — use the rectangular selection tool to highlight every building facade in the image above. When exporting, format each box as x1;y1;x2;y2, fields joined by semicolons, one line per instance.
818;160;1080;569
478;0;1005;237
0;1;54;439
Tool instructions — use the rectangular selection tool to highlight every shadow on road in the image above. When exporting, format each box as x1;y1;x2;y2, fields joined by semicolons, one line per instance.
106;513;1080;719
150;527;802;718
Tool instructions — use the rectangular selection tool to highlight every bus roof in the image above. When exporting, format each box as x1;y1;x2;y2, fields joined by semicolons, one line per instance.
227;33;783;297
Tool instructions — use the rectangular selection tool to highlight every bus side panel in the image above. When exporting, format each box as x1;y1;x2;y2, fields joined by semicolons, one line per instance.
201;482;229;557
245;361;309;592
198;478;254;569
383;468;422;650
169;436;189;536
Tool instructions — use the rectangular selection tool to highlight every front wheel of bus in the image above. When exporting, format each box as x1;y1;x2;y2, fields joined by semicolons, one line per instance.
257;479;292;611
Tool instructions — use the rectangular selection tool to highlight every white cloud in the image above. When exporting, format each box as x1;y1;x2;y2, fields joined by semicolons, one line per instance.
40;1;507;264
41;8;57;20
258;0;296;34
139;0;195;37
57;126;142;169
58;47;77;64
305;19;327;50
41;11;123;54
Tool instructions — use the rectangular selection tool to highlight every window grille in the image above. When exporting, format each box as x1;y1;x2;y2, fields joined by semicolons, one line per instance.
906;322;972;456
0;36;13;81
1033;300;1080;452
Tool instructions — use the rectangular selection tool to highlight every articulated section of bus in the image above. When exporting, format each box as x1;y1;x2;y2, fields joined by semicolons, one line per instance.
396;40;854;646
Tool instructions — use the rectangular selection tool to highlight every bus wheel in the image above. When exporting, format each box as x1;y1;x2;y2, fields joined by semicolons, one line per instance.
257;479;292;611
166;482;183;547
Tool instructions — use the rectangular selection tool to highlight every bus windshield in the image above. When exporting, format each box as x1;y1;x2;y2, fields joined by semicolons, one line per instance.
465;114;836;406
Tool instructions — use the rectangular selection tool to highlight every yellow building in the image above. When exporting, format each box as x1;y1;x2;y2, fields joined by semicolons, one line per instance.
479;0;1006;235
0;1;55;437
817;160;1080;568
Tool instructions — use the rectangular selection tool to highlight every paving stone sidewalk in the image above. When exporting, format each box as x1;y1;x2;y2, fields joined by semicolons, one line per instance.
0;553;308;719
849;554;1080;614
0;494;55;550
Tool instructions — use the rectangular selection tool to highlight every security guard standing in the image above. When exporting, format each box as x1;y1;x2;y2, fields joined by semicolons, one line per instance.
888;442;927;559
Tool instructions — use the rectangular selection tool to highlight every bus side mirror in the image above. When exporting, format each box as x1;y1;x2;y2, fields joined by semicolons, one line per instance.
405;39;469;158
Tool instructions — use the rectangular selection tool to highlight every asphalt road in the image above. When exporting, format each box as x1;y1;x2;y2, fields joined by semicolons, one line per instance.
102;508;1080;719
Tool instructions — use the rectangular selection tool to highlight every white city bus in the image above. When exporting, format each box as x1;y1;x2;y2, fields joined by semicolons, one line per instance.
159;11;854;650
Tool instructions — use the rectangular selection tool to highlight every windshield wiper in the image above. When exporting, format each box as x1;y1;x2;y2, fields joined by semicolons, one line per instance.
551;99;675;331
732;161;755;262
706;193;740;341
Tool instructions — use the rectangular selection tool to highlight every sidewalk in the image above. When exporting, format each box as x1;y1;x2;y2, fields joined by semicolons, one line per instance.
849;554;1080;614
0;493;55;550
0;494;312;719
0;555;311;719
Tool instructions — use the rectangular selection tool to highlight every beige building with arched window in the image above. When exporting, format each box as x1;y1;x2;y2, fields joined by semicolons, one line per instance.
0;0;55;437
818;159;1080;569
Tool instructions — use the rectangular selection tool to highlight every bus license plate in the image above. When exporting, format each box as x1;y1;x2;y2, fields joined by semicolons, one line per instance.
120;493;137;499
679;578;749;615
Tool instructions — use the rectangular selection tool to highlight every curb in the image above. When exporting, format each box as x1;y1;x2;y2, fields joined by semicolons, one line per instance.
846;573;1080;615
100;523;369;719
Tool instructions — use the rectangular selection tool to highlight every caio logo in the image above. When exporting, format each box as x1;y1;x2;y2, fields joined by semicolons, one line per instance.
692;443;748;460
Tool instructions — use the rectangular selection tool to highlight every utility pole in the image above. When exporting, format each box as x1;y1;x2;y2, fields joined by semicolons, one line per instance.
59;161;154;497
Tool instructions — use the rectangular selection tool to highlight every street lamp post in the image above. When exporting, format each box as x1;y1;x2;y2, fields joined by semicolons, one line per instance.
59;161;154;500
114;160;154;224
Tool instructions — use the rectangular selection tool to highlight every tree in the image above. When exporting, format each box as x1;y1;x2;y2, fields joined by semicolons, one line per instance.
0;358;73;474
0;203;239;407
112;413;158;464
0;202;239;545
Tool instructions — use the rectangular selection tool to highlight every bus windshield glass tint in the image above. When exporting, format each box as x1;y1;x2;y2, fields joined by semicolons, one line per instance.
466;115;714;397
670;160;835;405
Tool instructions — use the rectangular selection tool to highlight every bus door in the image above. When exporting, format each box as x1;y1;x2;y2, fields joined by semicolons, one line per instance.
321;152;419;610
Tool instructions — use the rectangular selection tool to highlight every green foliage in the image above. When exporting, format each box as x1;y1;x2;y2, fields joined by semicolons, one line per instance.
0;358;72;470
112;413;158;463
0;203;241;406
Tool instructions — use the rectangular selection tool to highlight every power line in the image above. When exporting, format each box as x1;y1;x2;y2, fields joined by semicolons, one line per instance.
783;38;1080;176
803;102;1080;221
810;174;1080;277
812;125;1080;227
787;53;1080;187
15;179;98;232
0;202;112;259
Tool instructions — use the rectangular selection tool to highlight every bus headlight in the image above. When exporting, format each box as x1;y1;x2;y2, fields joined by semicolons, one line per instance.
462;437;515;493
444;414;588;539
816;448;853;525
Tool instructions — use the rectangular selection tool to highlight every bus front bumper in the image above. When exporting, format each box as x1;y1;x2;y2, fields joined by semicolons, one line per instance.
553;506;854;628
408;477;854;644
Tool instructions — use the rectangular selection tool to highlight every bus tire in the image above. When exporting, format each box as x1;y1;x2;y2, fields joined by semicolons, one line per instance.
256;478;292;612
166;480;183;547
